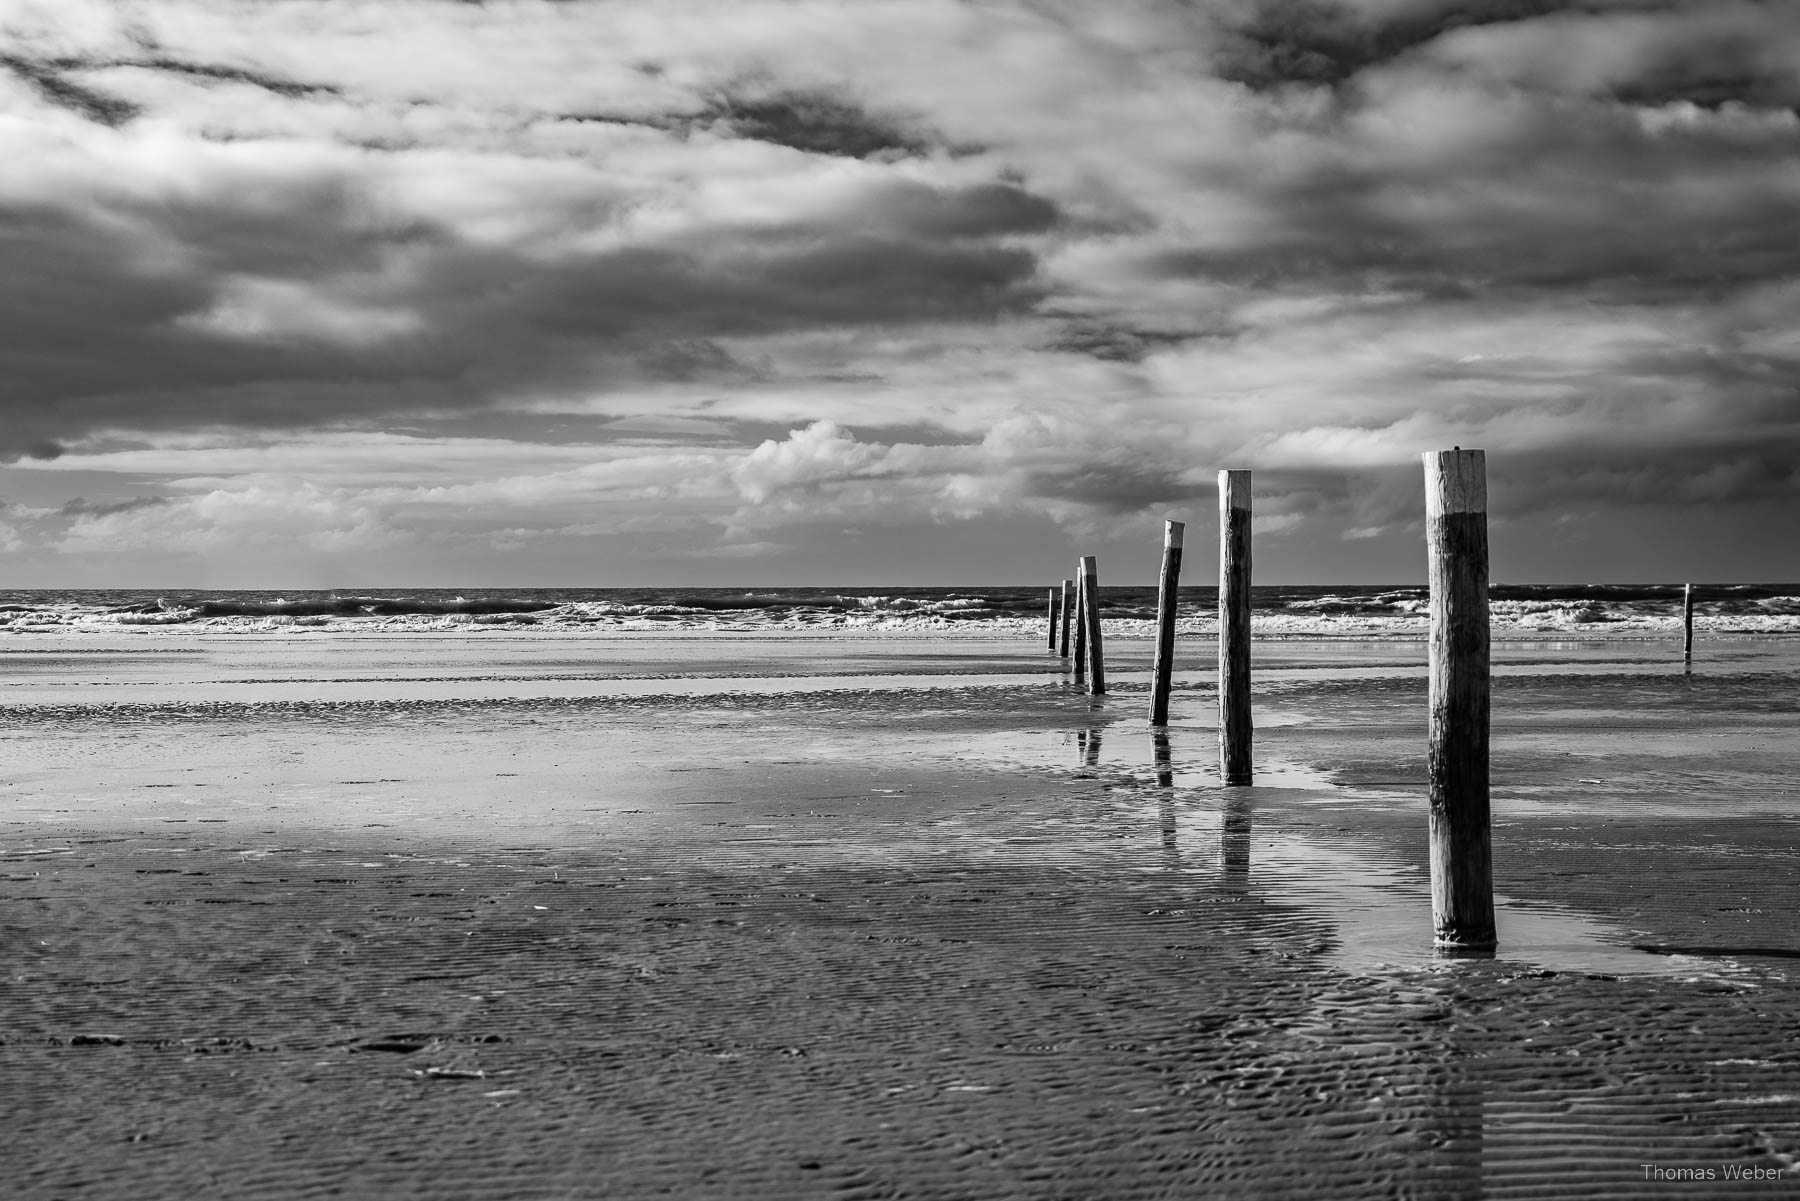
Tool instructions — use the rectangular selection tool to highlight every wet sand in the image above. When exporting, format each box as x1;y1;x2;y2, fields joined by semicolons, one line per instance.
4;632;1799;1197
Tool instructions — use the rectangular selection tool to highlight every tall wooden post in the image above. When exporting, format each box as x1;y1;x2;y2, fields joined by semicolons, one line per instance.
1682;583;1695;667
1080;555;1105;695
1218;471;1252;785
1424;448;1496;951
1149;520;1185;725
1071;568;1087;683
1046;587;1059;651
1058;579;1073;659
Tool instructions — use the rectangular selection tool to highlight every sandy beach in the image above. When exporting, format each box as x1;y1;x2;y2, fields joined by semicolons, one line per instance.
4;628;1799;1198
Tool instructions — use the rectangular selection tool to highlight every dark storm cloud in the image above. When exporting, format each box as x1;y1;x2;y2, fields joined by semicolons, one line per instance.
0;54;141;126
0;200;465;451
1044;323;1199;363
0;173;1052;458
1021;462;1212;513
556;87;944;161
633;338;763;383
1513;444;1800;509
697;89;931;159
1210;0;1578;91
59;495;171;517
112;57;344;99
1155;108;1800;306
499;239;1040;340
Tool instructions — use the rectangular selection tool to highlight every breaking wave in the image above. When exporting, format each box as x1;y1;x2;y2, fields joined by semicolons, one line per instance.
0;584;1792;637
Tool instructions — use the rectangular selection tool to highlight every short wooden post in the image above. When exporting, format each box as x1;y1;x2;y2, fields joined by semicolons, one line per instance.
1046;586;1059;650
1218;471;1252;785
1682;583;1695;666
1424;448;1496;951
1080;555;1105;695
1071;569;1087;682
1058;579;1073;658
1149;520;1185;726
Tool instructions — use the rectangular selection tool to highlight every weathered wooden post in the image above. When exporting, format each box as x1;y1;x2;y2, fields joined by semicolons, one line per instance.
1424;448;1496;951
1683;583;1695;667
1058;579;1073;659
1071;569;1087;682
1080;554;1106;695
1046;586;1059;651
1218;471;1252;785
1149;520;1185;725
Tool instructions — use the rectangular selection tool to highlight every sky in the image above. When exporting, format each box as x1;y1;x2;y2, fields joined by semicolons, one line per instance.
0;0;1796;589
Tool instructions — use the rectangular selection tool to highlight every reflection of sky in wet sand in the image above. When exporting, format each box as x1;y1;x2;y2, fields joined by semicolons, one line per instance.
957;717;1739;978
1154;806;1733;979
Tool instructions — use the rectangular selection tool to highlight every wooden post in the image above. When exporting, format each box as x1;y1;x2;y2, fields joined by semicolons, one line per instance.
1218;471;1252;785
1424;448;1496;951
1683;583;1695;666
1080;555;1105;695
1058;579;1073;659
1071;568;1087;682
1046;586;1059;651
1149;520;1185;725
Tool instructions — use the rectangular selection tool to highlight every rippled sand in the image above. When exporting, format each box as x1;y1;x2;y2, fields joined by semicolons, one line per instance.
3;633;1798;1197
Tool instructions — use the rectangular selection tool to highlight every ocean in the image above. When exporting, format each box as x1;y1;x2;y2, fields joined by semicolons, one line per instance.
0;583;1796;637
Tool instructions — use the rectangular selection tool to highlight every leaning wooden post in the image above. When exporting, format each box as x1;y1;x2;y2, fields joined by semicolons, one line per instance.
1682;583;1695;666
1424;448;1496;951
1149;520;1185;725
1046;586;1059;651
1058;579;1073;659
1218;471;1252;785
1071;568;1087;682
1080;555;1106;695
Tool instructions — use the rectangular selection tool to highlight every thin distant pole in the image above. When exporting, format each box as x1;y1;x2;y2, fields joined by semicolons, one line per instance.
1149;519;1185;726
1072;567;1087;683
1080;555;1106;695
1218;471;1252;785
1683;583;1695;668
1058;579;1073;659
1424;447;1496;951
1046;586;1059;651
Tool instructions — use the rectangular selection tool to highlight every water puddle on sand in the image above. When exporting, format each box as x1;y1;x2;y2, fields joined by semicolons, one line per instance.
949;721;1331;789
1150;804;1749;980
956;722;1743;980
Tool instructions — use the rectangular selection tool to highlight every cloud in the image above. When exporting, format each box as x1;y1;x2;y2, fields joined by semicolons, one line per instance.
0;52;140;125
695;87;935;158
1;0;1797;582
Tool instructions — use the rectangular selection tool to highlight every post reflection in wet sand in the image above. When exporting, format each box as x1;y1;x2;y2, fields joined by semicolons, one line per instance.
1222;791;1253;883
1078;725;1102;768
1151;729;1179;855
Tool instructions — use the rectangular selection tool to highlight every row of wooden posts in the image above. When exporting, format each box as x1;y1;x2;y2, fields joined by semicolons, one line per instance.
1045;450;1714;951
1043;452;1497;951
